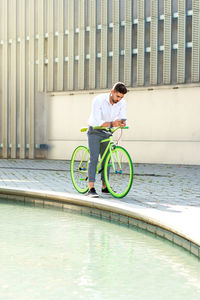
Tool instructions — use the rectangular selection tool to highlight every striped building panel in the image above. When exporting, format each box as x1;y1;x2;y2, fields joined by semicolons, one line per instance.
57;0;64;91
191;0;200;82
100;0;108;88
163;0;172;84
68;1;75;90
19;0;26;159
78;0;86;90
137;0;145;86
150;0;158;85
177;0;186;83
89;0;96;89
112;0;120;85
124;0;132;87
28;0;35;159
38;0;44;92
10;0;17;158
2;0;8;158
47;0;54;91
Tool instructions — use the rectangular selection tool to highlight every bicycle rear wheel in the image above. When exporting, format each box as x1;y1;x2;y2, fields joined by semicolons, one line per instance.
104;146;133;198
70;146;89;194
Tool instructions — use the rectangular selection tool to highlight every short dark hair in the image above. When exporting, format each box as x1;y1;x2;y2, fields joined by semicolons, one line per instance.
113;82;128;94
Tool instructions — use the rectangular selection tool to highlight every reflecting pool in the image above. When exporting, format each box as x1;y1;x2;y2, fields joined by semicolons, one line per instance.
0;202;199;300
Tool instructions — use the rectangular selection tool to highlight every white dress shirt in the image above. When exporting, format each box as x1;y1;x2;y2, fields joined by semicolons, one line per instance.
88;93;127;127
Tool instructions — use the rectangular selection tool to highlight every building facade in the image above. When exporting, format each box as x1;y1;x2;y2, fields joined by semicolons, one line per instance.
0;0;200;163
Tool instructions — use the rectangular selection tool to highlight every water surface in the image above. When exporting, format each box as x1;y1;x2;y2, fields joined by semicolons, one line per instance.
0;202;199;300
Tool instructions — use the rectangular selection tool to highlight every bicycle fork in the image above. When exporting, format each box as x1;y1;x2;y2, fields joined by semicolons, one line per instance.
108;144;122;174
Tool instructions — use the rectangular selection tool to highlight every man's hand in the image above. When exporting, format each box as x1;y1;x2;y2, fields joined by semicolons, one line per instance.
120;120;126;127
112;120;125;127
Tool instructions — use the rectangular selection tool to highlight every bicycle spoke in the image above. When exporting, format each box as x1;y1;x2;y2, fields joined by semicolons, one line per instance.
104;146;133;198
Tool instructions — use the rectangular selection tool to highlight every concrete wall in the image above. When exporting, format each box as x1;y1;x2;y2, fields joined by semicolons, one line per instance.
46;84;200;165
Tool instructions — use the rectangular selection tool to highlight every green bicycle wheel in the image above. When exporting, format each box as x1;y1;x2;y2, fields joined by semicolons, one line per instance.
70;146;89;194
104;146;133;198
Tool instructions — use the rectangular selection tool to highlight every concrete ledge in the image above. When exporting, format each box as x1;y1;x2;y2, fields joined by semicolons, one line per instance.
0;187;199;258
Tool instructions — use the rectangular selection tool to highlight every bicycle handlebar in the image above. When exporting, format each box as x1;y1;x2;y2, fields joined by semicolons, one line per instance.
80;126;129;133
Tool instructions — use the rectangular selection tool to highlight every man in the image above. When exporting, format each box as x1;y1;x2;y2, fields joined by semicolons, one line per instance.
87;82;128;197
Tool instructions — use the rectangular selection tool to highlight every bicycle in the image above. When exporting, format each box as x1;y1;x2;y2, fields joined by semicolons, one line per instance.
70;126;133;198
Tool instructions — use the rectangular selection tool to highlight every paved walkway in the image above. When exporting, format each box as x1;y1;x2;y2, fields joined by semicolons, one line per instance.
0;159;200;247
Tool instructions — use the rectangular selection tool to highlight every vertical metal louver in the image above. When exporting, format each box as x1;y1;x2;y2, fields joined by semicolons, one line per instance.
57;0;64;91
10;0;17;159
38;0;44;92
163;0;172;84
89;0;96;89
177;0;186;83
47;0;54;91
78;0;86;90
124;0;132;87
2;0;8;158
68;1;75;90
150;0;158;85
19;0;26;159
191;0;200;82
112;0;120;85
137;0;145;86
100;0;108;88
28;0;35;159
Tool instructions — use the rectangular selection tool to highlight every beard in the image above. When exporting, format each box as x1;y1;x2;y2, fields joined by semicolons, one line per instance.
111;95;118;104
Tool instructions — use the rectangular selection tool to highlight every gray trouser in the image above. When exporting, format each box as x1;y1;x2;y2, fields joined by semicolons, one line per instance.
87;127;110;182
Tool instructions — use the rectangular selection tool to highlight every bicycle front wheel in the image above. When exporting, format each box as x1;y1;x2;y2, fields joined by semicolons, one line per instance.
104;146;133;198
70;146;89;194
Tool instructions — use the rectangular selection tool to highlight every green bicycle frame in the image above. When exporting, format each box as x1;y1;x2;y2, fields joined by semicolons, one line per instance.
96;137;113;174
94;126;128;175
80;126;129;176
